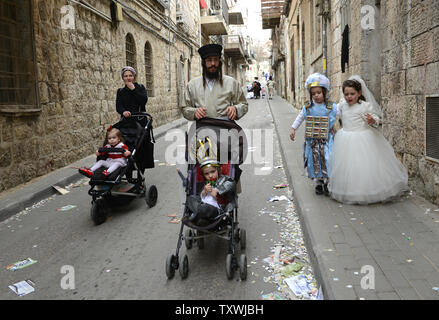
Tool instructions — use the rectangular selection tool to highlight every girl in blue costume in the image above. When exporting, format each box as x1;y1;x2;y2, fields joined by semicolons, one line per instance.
290;73;338;195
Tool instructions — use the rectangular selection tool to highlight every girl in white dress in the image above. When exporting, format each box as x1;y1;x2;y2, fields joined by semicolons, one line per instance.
328;76;408;204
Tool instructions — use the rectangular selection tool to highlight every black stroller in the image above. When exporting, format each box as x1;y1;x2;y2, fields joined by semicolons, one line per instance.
86;112;158;225
165;118;248;280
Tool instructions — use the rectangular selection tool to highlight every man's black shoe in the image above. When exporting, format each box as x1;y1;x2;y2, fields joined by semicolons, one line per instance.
323;184;329;196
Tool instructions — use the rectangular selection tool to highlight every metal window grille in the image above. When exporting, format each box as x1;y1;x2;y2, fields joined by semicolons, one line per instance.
0;0;38;112
426;96;439;163
125;33;136;69
144;42;154;97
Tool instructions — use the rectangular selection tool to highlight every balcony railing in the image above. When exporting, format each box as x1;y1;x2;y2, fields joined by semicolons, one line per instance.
200;0;229;35
223;34;246;61
209;0;229;25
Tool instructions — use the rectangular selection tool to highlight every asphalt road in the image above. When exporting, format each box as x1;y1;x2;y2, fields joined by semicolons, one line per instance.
0;97;297;300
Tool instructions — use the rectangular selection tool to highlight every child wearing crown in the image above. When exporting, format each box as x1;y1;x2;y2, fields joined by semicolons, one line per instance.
185;137;236;226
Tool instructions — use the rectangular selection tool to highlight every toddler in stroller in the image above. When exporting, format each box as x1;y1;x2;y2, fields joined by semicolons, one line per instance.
78;128;131;178
78;112;157;226
166;118;247;281
186;138;237;226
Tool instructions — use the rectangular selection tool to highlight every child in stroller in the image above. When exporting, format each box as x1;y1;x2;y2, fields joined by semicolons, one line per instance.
166;118;247;281
79;112;157;226
78;128;131;178
186;138;237;226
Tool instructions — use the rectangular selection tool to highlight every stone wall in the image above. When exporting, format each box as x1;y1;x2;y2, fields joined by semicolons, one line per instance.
380;0;439;204
0;0;201;192
277;0;439;204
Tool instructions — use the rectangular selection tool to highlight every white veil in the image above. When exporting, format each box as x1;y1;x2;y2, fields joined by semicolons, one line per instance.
339;75;382;117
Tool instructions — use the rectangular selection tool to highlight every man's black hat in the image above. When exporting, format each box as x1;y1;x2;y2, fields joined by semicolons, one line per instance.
198;44;222;59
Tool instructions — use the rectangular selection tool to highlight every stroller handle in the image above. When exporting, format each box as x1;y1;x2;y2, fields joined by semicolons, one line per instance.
125;111;152;120
98;147;127;153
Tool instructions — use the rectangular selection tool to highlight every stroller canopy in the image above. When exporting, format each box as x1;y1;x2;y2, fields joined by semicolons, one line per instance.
186;117;248;166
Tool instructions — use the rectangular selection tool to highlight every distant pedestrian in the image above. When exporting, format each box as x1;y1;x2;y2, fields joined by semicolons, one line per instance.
290;73;338;195
267;76;275;99
250;77;262;99
328;75;408;204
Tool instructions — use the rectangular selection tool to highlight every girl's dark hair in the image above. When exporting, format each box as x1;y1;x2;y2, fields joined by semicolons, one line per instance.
342;79;366;103
308;87;328;107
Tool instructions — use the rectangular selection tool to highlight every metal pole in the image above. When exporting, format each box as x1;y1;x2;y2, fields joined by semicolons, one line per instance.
168;0;172;92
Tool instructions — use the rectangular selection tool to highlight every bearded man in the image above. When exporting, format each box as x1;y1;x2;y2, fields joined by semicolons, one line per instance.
182;44;248;121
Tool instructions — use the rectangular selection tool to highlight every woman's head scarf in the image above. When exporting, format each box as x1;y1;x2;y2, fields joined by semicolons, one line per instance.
121;66;136;79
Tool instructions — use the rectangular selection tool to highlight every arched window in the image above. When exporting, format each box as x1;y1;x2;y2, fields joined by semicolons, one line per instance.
144;41;154;97
125;33;136;69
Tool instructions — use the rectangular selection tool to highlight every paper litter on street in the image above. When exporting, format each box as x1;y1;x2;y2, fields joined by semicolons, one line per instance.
6;258;37;271
284;275;312;299
57;205;77;211
261;292;288;300
53;185;69;195
8;280;35;296
268;195;289;202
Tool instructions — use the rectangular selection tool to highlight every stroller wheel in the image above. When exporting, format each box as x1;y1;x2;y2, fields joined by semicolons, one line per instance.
145;185;158;208
239;254;247;281
166;254;176;279
184;229;193;249
226;254;234;280
196;231;204;249
90;199;107;226
179;255;189;279
239;228;246;250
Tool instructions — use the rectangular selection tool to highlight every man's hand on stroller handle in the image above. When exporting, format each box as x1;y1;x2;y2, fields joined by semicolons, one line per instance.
195;107;207;120
194;106;238;120
226;106;237;120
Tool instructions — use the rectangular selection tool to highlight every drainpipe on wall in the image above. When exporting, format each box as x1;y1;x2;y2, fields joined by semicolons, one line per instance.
168;0;172;92
320;0;330;77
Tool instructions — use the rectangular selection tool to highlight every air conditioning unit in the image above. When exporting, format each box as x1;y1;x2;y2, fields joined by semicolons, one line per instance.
176;13;183;24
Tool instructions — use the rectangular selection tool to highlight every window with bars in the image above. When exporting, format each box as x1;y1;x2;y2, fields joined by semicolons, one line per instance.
0;0;39;113
125;33;136;69
144;42;154;97
426;96;439;163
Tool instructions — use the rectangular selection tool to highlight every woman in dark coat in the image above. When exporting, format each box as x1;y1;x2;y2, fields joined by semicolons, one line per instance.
116;66;148;127
115;66;154;178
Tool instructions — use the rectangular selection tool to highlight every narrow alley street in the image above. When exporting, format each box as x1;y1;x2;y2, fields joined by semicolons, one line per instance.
0;97;320;300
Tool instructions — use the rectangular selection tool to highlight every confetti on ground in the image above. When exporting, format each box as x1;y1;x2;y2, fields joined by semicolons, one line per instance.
258;185;320;300
57;205;77;211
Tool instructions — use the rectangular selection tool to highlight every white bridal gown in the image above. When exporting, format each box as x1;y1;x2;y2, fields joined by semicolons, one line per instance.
328;101;408;204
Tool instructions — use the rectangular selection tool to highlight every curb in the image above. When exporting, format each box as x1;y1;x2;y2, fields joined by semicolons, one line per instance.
0;117;189;222
266;97;334;300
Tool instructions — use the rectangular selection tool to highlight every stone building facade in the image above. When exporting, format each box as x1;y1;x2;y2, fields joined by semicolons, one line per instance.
0;0;202;192
268;0;439;204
